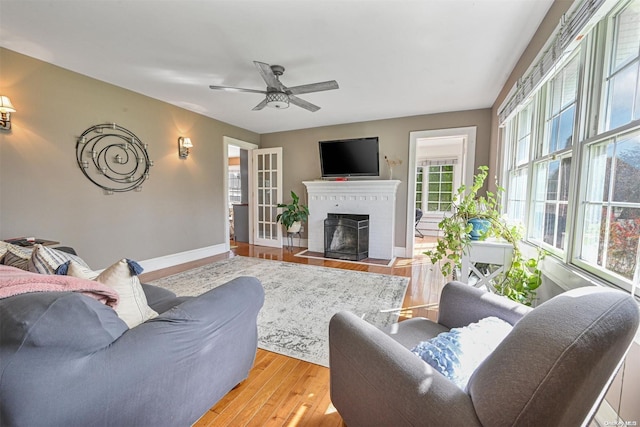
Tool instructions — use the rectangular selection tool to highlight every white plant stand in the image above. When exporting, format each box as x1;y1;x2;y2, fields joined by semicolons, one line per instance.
460;240;514;289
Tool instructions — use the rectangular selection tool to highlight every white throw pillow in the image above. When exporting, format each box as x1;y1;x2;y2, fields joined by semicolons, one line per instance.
66;260;99;280
67;258;157;328
411;316;513;390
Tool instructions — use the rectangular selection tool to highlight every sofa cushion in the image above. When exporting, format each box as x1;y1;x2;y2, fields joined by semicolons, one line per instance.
66;259;158;328
141;283;192;314
411;316;513;390
28;244;91;274
0;291;127;359
0;243;33;270
383;317;449;350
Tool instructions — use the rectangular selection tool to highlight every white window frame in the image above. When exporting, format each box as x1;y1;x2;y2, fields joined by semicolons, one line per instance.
500;0;640;294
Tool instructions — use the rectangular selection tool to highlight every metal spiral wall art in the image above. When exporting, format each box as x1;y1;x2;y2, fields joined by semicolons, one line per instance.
75;123;153;194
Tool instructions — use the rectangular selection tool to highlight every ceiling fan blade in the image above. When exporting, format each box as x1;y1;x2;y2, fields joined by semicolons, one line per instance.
289;95;320;112
286;80;339;95
209;85;266;95
252;98;268;111
254;61;283;90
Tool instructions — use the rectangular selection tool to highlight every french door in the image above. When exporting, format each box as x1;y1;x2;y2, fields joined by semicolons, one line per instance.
252;147;283;247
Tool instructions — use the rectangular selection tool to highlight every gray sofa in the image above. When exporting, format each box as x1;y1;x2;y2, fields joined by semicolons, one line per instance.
0;275;264;427
329;281;639;427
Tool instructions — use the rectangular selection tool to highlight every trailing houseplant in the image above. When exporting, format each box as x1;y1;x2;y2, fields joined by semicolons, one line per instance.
424;166;543;305
276;191;310;233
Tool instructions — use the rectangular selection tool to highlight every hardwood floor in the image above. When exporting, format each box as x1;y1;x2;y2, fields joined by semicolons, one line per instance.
140;238;446;426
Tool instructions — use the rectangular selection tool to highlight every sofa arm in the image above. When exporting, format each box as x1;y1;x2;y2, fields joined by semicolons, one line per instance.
101;276;264;425
329;311;482;427
437;281;531;329
145;276;264;329
141;283;192;314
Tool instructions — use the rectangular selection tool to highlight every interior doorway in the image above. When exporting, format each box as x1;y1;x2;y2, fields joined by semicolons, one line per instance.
223;136;258;250
405;127;476;257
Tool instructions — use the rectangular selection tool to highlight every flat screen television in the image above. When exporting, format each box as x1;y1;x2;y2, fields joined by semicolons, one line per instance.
319;137;379;178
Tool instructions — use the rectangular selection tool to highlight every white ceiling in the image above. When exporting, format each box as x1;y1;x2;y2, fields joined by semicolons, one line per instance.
0;0;554;134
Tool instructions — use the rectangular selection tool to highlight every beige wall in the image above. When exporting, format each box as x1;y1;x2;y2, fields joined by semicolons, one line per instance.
260;109;492;249
0;48;259;268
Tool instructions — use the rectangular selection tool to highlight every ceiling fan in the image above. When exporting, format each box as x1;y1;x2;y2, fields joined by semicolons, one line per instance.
209;61;339;112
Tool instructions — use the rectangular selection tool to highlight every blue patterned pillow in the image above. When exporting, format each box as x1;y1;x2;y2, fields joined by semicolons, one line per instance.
411;316;513;390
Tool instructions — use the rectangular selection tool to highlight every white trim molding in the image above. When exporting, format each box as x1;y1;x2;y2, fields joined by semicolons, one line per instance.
138;243;228;273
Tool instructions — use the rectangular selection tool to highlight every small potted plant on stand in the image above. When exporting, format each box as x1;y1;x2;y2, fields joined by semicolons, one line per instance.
424;166;544;305
276;191;310;233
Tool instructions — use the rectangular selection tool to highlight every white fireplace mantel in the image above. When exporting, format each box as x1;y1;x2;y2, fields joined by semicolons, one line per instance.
303;180;400;260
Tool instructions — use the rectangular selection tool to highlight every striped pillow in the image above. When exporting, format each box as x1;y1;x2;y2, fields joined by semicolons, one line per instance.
28;244;91;274
1;243;34;270
0;243;8;264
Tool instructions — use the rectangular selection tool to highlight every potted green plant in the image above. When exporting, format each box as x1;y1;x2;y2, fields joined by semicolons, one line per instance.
276;191;310;233
424;166;544;305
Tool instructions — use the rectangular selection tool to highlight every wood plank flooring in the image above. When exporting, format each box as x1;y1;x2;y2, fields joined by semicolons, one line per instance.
140;238;446;427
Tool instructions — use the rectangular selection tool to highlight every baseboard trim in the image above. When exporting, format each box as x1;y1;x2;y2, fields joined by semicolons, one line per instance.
138;244;228;273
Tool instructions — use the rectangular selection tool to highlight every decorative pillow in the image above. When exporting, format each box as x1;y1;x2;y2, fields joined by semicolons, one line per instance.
65;258;157;328
61;259;99;279
1;243;34;270
28;244;91;275
0;242;8;263
411;316;513;390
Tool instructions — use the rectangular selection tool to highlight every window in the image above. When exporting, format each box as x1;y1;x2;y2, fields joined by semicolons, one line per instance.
579;129;640;281
543;56;579;155
500;0;640;292
424;165;454;213
507;168;528;224
529;55;579;252
530;155;571;251
603;0;640;131
515;102;533;166
228;169;241;206
415;167;424;209
505;101;535;225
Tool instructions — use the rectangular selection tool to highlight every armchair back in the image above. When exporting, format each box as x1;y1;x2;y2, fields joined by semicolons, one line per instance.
469;286;639;426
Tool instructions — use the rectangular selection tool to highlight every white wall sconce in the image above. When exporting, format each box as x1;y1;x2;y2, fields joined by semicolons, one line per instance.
0;96;16;131
178;137;193;159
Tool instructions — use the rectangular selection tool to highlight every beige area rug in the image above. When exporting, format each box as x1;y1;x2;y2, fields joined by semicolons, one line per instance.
149;256;409;367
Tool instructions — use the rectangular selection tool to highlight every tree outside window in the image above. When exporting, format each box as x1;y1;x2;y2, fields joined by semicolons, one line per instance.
580;131;640;280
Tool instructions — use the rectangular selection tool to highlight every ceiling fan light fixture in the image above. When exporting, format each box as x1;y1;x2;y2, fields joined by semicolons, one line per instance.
265;91;289;109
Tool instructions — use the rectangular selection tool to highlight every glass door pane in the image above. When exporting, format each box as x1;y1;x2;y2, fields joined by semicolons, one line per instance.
252;148;283;247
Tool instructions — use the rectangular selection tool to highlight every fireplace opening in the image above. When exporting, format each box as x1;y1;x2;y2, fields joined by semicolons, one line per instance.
324;213;369;261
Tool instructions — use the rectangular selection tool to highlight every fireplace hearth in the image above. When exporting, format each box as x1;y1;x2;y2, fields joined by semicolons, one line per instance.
324;213;369;261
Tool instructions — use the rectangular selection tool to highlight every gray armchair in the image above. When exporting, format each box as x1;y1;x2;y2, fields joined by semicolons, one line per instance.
329;281;639;427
